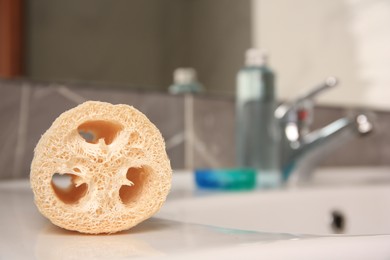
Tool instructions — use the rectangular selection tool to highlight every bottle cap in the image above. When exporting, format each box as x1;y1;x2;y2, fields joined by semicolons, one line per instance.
173;68;197;85
245;48;268;66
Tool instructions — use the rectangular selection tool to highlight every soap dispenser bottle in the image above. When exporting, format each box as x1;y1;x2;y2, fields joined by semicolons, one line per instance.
236;49;279;175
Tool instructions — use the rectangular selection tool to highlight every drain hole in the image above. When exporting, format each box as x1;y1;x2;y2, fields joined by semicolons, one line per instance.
51;173;88;204
77;120;123;145
330;210;346;234
119;166;151;205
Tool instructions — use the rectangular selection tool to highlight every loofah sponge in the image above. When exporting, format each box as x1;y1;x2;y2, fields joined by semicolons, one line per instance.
30;101;172;234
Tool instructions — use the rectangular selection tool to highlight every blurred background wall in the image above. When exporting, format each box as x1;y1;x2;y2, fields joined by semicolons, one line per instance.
26;0;251;94
1;0;390;179
23;0;390;110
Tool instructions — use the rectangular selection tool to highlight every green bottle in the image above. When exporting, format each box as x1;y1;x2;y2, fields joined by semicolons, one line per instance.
236;49;279;175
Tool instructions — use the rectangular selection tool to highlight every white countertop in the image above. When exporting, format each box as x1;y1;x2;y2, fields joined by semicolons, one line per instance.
1;169;390;259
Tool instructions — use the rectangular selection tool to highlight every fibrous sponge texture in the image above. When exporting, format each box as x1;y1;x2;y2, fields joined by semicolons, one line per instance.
30;101;172;234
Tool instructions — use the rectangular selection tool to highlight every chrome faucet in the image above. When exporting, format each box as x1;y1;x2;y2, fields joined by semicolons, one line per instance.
275;77;373;185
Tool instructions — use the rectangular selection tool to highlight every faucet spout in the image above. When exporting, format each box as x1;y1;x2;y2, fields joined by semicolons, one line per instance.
276;77;374;185
282;114;373;185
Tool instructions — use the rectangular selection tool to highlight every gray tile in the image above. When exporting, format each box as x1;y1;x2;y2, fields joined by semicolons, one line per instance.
132;92;185;170
312;106;344;130
321;134;381;167
376;111;390;165
72;86;144;105
133;93;185;169
310;106;351;166
192;96;235;169
22;84;78;178
319;108;383;167
166;142;185;170
3;79;390;179
0;82;22;179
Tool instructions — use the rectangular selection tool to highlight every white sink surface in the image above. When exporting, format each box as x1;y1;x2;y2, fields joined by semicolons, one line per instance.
159;168;390;236
160;185;390;235
1;168;390;259
0;180;296;259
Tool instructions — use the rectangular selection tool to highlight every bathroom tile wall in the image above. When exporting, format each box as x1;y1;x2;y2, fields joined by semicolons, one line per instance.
308;106;386;166
1;79;389;179
0;80;184;179
0;82;22;179
192;95;235;168
27;0;251;94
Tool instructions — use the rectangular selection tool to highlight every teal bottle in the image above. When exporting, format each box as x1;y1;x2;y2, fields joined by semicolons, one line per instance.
236;49;279;175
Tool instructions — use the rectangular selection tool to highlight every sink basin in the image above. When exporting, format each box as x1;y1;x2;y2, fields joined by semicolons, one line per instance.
1;168;390;259
158;168;390;236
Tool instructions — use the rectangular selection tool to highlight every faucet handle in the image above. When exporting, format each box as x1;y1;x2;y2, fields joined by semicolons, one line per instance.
275;77;338;120
293;76;338;105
